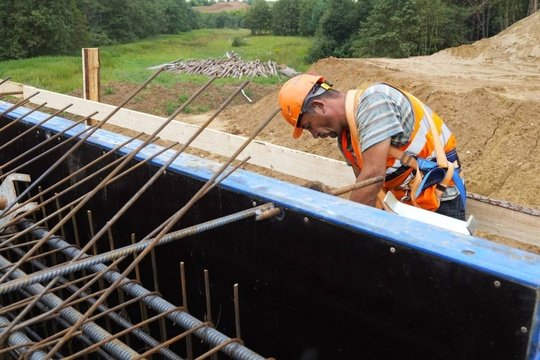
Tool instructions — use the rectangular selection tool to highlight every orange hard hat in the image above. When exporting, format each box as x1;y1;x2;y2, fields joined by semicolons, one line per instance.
278;74;326;139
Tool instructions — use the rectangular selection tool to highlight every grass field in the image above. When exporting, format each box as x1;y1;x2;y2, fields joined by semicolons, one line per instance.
0;29;313;94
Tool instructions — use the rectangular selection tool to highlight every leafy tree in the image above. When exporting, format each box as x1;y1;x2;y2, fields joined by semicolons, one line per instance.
449;0;529;41
199;10;245;29
352;0;421;58
271;0;301;35
160;0;199;33
415;0;468;55
244;0;272;35
298;0;326;36
307;0;363;61
0;0;88;60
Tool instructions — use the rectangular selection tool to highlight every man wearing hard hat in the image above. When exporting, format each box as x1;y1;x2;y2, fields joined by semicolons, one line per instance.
278;74;466;220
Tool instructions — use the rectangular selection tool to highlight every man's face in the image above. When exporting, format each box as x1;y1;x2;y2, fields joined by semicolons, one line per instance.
297;105;340;139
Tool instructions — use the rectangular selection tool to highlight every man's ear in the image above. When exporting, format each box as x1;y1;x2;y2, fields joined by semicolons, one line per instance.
311;99;326;113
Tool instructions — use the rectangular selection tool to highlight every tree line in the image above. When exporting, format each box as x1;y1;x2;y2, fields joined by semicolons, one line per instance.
0;0;199;60
245;0;537;60
0;0;537;61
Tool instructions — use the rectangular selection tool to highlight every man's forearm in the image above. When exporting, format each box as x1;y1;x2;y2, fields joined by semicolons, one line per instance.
349;172;383;207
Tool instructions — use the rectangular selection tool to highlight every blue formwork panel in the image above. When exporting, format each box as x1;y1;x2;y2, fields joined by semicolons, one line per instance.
1;102;540;359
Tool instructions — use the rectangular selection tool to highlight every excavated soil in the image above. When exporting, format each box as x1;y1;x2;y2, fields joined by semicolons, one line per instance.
194;1;249;13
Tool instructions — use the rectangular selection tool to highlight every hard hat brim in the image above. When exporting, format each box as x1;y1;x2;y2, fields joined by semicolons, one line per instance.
292;126;303;139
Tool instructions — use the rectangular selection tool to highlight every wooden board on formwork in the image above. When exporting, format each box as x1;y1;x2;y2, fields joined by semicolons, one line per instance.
467;199;539;246
0;80;22;95
17;83;355;188
3;82;537;246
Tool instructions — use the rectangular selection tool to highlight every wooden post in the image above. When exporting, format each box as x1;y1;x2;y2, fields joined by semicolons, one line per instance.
82;48;100;125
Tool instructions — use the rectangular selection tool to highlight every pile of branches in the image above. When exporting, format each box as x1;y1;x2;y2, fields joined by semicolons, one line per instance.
164;52;279;78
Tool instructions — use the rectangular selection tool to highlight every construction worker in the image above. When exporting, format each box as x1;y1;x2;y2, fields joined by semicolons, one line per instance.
278;74;466;220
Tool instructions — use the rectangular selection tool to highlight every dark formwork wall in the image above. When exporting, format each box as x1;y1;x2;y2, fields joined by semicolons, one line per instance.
0;114;537;360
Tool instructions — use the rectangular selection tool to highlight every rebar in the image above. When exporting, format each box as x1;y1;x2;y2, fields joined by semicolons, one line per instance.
0;315;49;359
0;254;141;358
0;92;39;119
0;77;279;359
1;203;276;294
16;218;267;360
8;245;182;360
0;103;73;153
0;100;47;137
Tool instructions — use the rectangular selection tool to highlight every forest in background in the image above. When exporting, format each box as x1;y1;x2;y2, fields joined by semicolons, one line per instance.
0;0;537;61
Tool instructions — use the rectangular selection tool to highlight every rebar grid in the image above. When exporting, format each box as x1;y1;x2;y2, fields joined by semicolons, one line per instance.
0;75;279;359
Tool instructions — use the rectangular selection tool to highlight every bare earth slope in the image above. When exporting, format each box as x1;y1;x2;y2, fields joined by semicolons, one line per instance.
220;12;540;208
194;1;249;13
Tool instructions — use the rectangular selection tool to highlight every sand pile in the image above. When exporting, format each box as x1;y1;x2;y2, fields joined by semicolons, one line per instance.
441;11;540;63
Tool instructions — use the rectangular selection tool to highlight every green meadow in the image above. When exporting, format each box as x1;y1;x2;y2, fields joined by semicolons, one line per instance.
0;29;313;94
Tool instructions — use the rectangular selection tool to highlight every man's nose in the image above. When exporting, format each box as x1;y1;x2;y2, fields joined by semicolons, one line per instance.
308;128;318;138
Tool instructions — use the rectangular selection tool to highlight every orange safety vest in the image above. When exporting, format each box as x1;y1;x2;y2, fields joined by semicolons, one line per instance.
340;85;458;211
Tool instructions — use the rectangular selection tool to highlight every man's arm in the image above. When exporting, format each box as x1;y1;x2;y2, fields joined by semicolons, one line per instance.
349;138;390;207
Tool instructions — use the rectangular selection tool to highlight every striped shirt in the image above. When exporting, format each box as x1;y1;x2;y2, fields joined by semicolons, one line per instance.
338;83;414;157
337;83;460;201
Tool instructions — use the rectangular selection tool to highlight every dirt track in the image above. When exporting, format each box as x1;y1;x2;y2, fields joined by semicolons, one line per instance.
218;12;540;208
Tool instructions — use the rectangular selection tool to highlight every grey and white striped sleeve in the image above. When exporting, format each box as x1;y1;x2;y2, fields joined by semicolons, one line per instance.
356;92;405;152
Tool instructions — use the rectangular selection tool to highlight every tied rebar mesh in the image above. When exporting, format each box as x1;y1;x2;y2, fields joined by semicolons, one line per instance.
0;77;280;359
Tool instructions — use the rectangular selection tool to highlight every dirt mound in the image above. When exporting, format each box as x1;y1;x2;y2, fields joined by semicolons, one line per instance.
194;1;249;13
215;16;540;208
439;12;540;62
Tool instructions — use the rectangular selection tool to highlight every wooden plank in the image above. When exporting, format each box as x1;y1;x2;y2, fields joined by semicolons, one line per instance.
0;80;23;96
467;199;539;246
21;85;355;187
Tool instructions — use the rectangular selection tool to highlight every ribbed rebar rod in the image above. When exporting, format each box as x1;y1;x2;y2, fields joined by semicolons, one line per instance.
0;255;140;359
0;137;173;249
63;307;184;360
0;316;48;359
3;312;71;359
0;113;90;171
133;321;210;360
11;288;115;360
0;272;100;316
0;111;98;181
10;245;182;360
0;103;73;153
0;67;164;223
17;218;267;360
0;92;39;119
0;100;46;136
0;132;148;232
45;108;278;358
4;203;275;294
